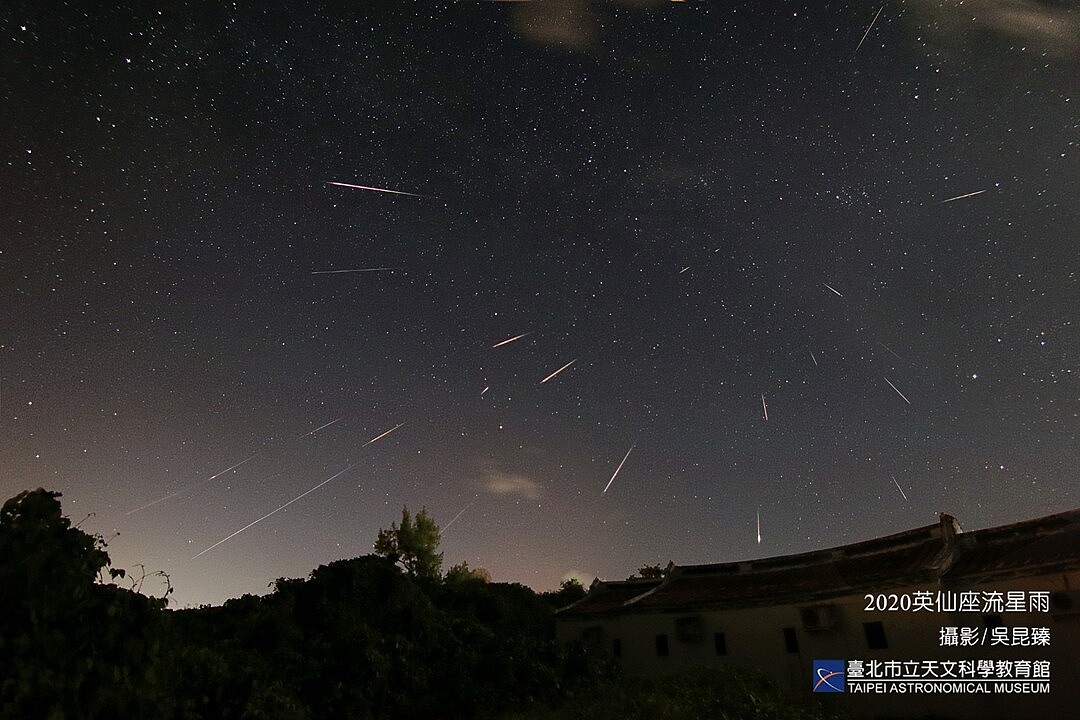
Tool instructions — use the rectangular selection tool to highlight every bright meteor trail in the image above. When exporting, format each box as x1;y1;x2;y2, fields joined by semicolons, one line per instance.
326;181;424;197
602;444;635;494
883;376;912;405
361;422;405;447
192;463;357;559
939;189;986;204
853;6;883;57
311;268;397;274
492;332;531;348
540;359;577;384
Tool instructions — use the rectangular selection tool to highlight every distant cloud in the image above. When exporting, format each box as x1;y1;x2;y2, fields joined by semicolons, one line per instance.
510;0;664;52
480;468;543;500
908;0;1080;57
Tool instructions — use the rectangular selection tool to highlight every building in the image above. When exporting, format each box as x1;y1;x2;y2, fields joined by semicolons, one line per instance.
556;509;1080;719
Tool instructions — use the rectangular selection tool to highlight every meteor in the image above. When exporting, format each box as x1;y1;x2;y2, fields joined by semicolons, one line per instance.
361;422;405;447
756;510;762;544
126;454;255;515
443;499;477;533
492;332;531;348
326;181;423;197
761;394;769;421
311;268;397;274
853;6;884;57
891;475;909;501
878;342;903;360
823;282;843;298
939;189;986;204
297;417;343;439
541;359;577;384
192;463;357;559
883;376;912;405
602;444;635;494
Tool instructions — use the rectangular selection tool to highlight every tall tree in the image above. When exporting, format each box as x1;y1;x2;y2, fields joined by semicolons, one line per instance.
373;506;443;580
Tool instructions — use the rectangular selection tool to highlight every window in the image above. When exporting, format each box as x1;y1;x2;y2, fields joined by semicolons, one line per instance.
783;627;799;653
655;634;669;657
864;621;888;649
676;615;703;642
714;631;727;656
612;639;622;658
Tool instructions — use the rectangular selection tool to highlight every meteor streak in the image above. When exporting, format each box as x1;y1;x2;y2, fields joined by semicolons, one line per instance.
823;282;843;298
492;332;531;348
443;499;477;533
878;342;903;360
891;475;909;501
853;6;883;57
883;376;912;404
126;454;255;515
361;422;405;447
311;267;397;274
326;181;423;197
192;463;357;558
939;189;986;204
602;444;635;494
761;394;769;421
756;510;762;544
810;351;819;367
541;359;577;384
297;417;343;439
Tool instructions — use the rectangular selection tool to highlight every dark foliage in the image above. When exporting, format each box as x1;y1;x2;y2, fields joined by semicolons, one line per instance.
0;489;171;718
0;489;835;720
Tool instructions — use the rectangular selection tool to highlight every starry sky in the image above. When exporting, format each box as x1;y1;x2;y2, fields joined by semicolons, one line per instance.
3;1;1078;607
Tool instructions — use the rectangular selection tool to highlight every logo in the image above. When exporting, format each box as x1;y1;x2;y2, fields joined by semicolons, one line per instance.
813;660;845;693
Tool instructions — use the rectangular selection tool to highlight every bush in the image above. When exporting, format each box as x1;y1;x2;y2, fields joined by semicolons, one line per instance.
506;664;844;720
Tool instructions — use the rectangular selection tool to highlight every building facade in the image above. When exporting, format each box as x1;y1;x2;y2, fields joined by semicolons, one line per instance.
557;510;1080;718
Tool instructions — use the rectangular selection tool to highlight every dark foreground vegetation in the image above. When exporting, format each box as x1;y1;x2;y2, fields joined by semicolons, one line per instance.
0;489;839;719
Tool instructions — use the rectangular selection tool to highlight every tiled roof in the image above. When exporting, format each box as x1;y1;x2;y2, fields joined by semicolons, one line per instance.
559;578;663;615
558;509;1080;618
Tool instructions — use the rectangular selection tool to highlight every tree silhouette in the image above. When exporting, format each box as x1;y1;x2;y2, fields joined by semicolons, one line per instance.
628;563;669;580
0;489;172;717
373;506;444;580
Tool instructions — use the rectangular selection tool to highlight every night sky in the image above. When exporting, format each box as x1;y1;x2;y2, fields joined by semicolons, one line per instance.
3;1;1078;608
